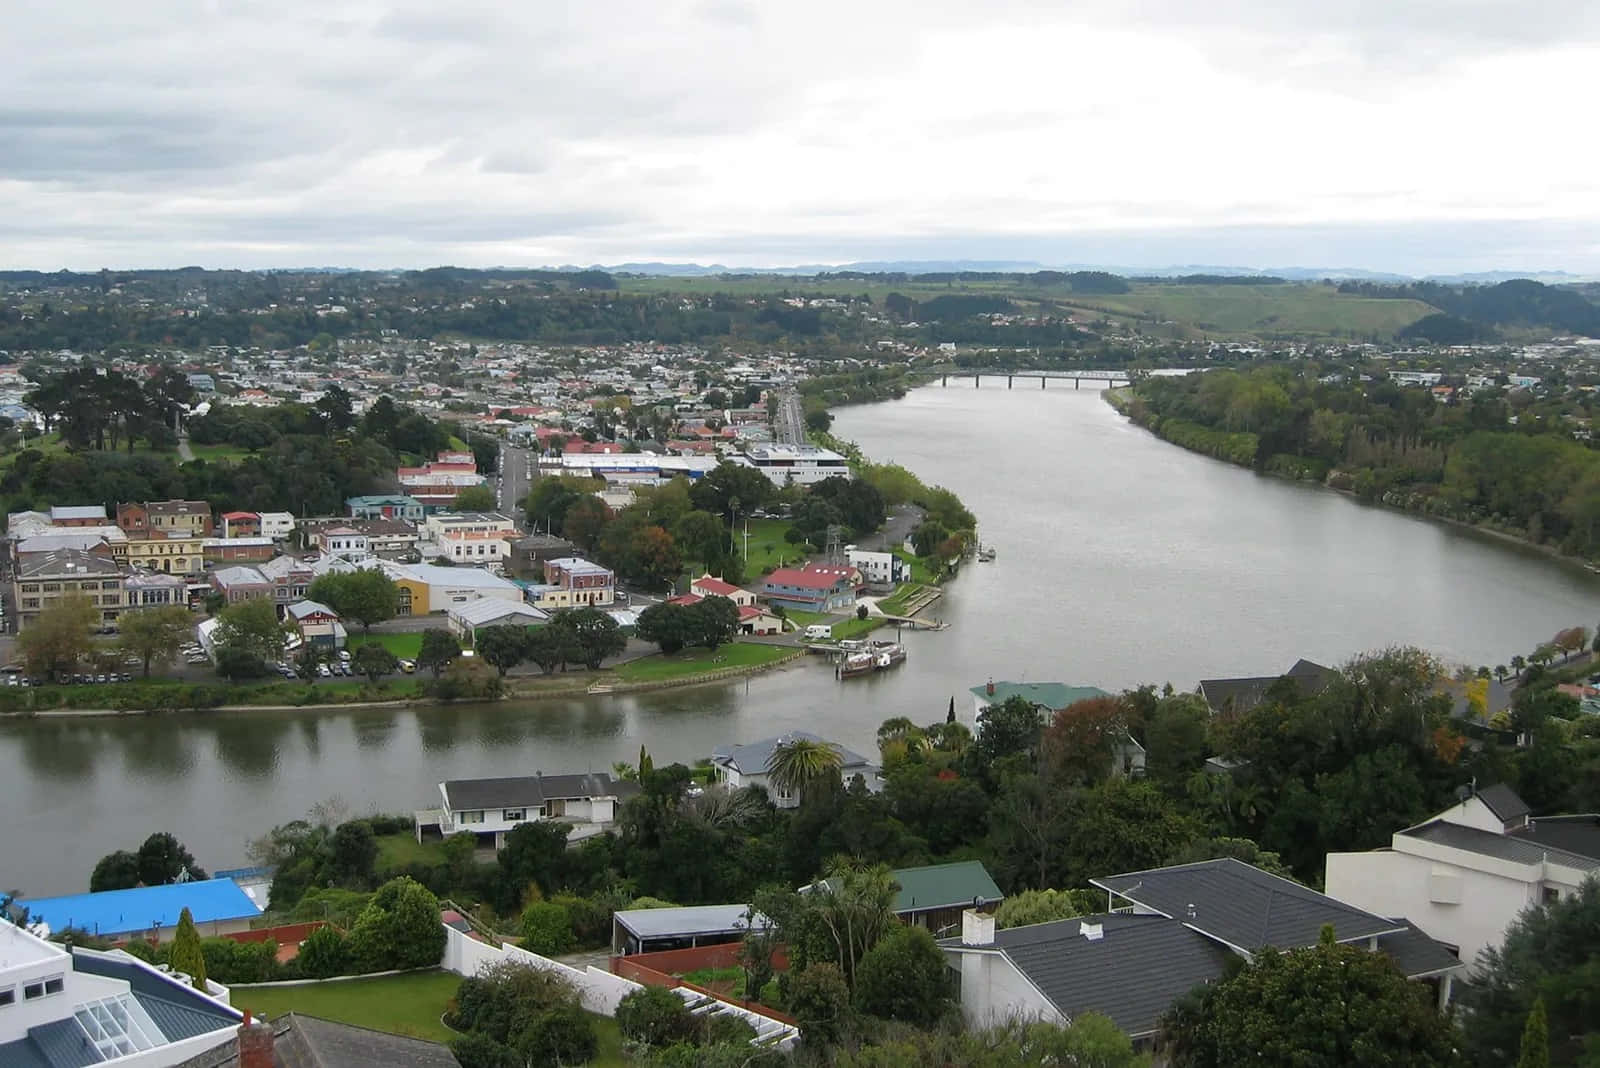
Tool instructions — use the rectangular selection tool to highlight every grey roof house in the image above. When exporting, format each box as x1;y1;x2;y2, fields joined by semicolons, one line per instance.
178;1012;460;1068
942;858;1463;1045
710;730;883;808
1196;658;1333;716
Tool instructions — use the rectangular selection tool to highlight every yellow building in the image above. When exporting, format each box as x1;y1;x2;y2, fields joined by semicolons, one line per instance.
124;531;206;575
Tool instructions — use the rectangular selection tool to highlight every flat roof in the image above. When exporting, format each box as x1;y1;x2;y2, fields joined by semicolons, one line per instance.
0;919;70;968
25;878;262;938
613;904;764;941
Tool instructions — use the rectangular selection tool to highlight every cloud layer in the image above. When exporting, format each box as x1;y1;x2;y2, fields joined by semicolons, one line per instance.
4;1;1599;272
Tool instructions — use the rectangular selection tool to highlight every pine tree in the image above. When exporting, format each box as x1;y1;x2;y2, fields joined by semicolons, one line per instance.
168;907;207;990
1516;997;1549;1068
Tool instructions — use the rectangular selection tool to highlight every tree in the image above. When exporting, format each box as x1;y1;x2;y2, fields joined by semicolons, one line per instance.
346;876;447;972
615;985;697;1047
1461;878;1600;1067
522;626;569;674
1517;997;1549;1068
213;598;292;665
636;603;696;655
417;629;462;678
296;924;349;979
115;605;194;678
314;384;354;432
327;820;377;885
17;593;99;680
807;860;899;986
169;908;208;988
788;961;853;1051
628;525;683;590
292;643;325;681
853;924;952;1026
1042;696;1128;786
307;570;398;632
138;832;206;885
474;625;527;678
552;608;625;669
994;888;1098;929
1162;926;1460;1067
563;495;612;553
672;509;726;567
452;485;496;512
975;694;1045;766
767;736;844;802
1143;692;1213;783
493;821;573;913
688;461;775;525
89;850;141;892
520;901;575;956
351;642;398;683
692;596;740;651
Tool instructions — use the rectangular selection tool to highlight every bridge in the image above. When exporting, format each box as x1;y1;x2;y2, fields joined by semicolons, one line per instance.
932;368;1136;389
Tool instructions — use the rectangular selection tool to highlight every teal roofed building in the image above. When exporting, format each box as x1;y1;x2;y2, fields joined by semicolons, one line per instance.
806;860;1004;935
345;494;425;522
970;679;1146;778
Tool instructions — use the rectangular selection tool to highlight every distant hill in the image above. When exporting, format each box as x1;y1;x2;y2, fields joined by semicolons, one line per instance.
1342;279;1600;338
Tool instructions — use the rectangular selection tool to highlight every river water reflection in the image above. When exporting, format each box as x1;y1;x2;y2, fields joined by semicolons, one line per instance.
5;385;1598;894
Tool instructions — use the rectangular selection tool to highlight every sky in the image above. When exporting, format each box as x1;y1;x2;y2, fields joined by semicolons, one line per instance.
5;0;1600;275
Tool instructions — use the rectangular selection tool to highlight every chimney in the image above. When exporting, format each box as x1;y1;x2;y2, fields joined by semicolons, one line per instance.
985;678;995;697
1079;920;1104;942
961;907;995;947
237;1009;275;1068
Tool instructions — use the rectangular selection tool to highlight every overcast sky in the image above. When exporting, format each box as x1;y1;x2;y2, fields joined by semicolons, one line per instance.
5;1;1599;274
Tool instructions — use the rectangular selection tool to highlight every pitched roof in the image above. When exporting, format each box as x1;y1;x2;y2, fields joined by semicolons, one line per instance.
711;730;875;776
883;861;1004;914
1376;919;1466;978
1196;659;1334;714
146;500;211;516
286;600;338;621
1092;857;1402;951
967;913;1234;1039
969;681;1111;711
692;574;741;596
441;772;635;811
178;1013;459;1068
763;566;847;590
447;599;550;627
16;548;121;579
25;878;263;938
211;565;269;587
50;505;109;521
1475;783;1531;824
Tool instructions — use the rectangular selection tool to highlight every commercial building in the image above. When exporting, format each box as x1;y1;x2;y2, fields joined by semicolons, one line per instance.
257;512;296;541
383;561;525;616
422;512;518;543
736;443;849;486
201;538;275;565
123;571;189;608
13;550;125;630
124;531;205;576
447;599;551;646
396;451;486;510
345;494;425;522
285;600;346;650
1325;784;1600;972
217;512;260;539
50;505;110;528
528;557;615;609
22;878;263;943
257;555;314;608
118;500;213;538
551;453;719;485
208;566;271;604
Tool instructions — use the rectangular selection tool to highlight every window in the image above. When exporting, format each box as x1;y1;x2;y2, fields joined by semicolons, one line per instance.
503;809;525;822
0;986;14;1007
42;583;60;592
23;598;39;609
44;977;63;996
20;584;38;593
1543;886;1561;904
458;810;484;825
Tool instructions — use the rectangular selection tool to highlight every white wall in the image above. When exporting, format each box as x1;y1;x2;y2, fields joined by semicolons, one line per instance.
948;948;1063;1030
1438;797;1508;834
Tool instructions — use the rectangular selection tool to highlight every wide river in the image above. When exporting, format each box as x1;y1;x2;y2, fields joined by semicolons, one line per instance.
6;385;1599;895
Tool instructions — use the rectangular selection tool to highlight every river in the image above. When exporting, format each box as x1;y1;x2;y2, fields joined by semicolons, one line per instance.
6;384;1599;896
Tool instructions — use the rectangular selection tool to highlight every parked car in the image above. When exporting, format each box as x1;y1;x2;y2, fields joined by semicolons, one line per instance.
399;659;416;674
337;649;352;662
316;663;331;677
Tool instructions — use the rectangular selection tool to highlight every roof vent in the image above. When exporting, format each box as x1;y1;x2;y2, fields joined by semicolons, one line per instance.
1079;920;1103;942
1186;903;1197;919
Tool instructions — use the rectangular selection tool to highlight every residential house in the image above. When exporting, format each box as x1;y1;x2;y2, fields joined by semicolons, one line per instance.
317;527;370;561
528;558;615;609
50;505;109;528
201;538;275;565
256;512;295;541
1325;783;1600;970
209;566;272;604
22;878;263;943
759;565;854;613
218;512;260;539
710;730;883;808
285;600;345;650
1196;658;1333;717
845;546;909;590
806;860;1004;933
0;920;242;1067
257;555;314;609
690;574;755;607
354;519;419;557
972;680;1145;777
13;550;125;630
345;494;425;522
944;859;1465;1047
178;1012;461;1068
737;604;783;635
417;772;639;848
447;599;551;646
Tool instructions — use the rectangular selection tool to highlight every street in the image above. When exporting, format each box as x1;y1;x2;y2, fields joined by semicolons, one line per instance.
498;443;534;519
774;389;806;445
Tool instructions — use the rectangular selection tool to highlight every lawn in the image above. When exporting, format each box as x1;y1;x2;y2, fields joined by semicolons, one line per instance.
347;632;426;659
234;970;624;1065
782;610;828;630
829;616;883;641
375;832;447;871
186;442;254;463
614;642;792;682
878;583;926;616
893;550;938;585
740;518;805;574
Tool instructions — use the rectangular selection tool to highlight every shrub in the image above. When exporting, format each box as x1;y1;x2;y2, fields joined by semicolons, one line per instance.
450;1032;516;1068
616;985;698;1047
449;961;583;1043
788;962;852;1050
296;925;348;979
119;939;158;964
512;1001;596;1066
549;893;611;948
853;925;952;1026
519;901;575;957
200;938;280;984
346;876;447;972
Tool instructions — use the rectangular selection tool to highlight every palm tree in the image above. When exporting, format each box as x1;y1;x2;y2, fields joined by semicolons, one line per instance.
1495;664;1508;682
766;735;843;803
809;859;899;984
1511;654;1527;677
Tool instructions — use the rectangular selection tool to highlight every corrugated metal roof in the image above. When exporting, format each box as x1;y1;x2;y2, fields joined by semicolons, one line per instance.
139;994;239;1043
28;880;262;939
613;904;762;941
26;1018;100;1068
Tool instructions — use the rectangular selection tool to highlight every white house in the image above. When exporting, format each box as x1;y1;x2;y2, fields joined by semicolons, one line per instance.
710;731;883;808
689;574;755;608
735;443;850;486
0;919;242;1066
437;529;511;566
1325;784;1600;970
845;546;908;590
257;511;295;540
419;772;639;848
320;526;370;561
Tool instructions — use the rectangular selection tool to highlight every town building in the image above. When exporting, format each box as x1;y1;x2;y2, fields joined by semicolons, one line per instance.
22;878;264;943
382;561;525;616
943;859;1464;1047
528;558;615;609
1324;784;1600;971
396;452;486;510
209;566;272;604
437;530;510;566
446;600;551;646
844;546;909;590
759;565;855;613
689;574;755;607
285;601;346;650
711;730;883;808
13;549;124;630
736;443;850;486
50;505;110;528
217;512;260;539
0;920;242;1067
121;500;213;538
124;530;206;576
416;772;638;848
345;494;425;522
317;527;369;561
256;512;295;541
123;571;189;608
257;555;314;608
201;538;275;565
422;512;518;543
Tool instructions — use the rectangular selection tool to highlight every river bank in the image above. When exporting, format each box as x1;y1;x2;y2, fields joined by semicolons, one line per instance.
1103;388;1600;573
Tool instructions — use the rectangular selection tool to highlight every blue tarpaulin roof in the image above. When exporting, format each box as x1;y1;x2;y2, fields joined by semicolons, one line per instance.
25;878;261;938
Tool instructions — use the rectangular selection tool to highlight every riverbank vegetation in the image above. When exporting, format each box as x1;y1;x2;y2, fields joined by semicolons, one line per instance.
1126;366;1600;559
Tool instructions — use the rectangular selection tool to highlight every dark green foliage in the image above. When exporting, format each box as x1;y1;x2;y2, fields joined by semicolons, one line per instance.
327;820;378;885
306;570;399;632
295;925;348;979
615;985;698;1047
852;925;952;1026
89;850;141;892
448;961;594;1067
168;908;206;989
136;832;206;886
788;961;853;1050
549;608;625;669
199;937;280;984
416;629;462;678
473;625;527;677
493;821;574;914
351;642;399;682
519;901;575;956
346;876;447;972
1517;997;1550;1068
449;1032;517;1068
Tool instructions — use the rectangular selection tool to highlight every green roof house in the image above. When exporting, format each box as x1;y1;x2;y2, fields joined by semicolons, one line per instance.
807;860;1004;934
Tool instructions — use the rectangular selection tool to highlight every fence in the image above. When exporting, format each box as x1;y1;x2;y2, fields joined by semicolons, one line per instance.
612;954;798;1027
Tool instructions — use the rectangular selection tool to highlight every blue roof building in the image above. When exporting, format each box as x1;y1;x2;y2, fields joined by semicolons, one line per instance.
25;878;263;942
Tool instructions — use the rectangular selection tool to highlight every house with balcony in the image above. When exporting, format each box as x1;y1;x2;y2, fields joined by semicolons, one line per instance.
1325;783;1600;971
217;512;260;539
0;919;242;1067
759;565;854;613
415;772;639;847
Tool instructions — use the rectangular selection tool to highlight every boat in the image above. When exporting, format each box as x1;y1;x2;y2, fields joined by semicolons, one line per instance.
977;544;997;562
838;652;876;679
870;640;907;668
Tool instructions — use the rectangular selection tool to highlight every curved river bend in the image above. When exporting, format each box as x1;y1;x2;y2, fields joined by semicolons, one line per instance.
5;385;1597;894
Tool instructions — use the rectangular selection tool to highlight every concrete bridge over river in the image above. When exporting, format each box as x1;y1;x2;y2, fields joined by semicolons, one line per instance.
929;368;1138;389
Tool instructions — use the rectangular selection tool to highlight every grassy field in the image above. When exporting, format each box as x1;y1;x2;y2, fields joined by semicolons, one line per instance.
347;632;426;659
739;518;804;574
614;642;792;682
829;616;883;641
374;832;446;871
893;551;939;585
877;583;925;615
234;970;624;1064
185;442;254;463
